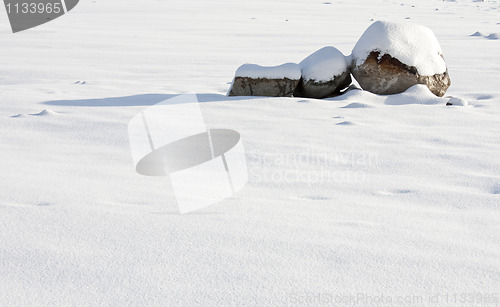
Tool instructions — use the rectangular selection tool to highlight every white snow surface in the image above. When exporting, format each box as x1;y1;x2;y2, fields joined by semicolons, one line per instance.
299;46;349;82
234;63;301;79
352;20;448;76
1;0;500;305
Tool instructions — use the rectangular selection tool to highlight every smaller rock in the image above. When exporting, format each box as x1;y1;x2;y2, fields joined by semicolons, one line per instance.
446;96;468;106
295;47;352;99
228;63;301;97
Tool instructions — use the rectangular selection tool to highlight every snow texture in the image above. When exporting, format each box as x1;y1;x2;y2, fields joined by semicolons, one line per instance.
1;0;499;305
299;47;349;82
235;63;301;79
352;21;447;76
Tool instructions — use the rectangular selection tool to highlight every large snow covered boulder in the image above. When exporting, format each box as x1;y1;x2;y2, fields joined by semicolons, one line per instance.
295;47;352;98
351;21;451;97
228;63;301;97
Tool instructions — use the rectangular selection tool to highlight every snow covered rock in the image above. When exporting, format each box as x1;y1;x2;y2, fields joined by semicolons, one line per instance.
351;21;451;97
294;47;352;99
228;63;301;97
446;96;468;106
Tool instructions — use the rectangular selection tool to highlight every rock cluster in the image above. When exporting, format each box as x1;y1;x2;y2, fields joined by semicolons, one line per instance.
228;21;451;98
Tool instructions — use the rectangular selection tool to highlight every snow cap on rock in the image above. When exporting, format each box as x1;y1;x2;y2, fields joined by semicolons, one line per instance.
299;46;349;82
352;21;447;76
235;63;301;80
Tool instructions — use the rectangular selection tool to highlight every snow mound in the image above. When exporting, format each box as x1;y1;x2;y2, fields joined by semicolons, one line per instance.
342;102;374;108
447;96;469;106
486;33;499;40
384;84;445;105
352;21;447;76
470;31;484;37
30;109;58;116
329;85;449;106
235;63;301;79
336;121;356;126
299;47;349;82
10;114;23;118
